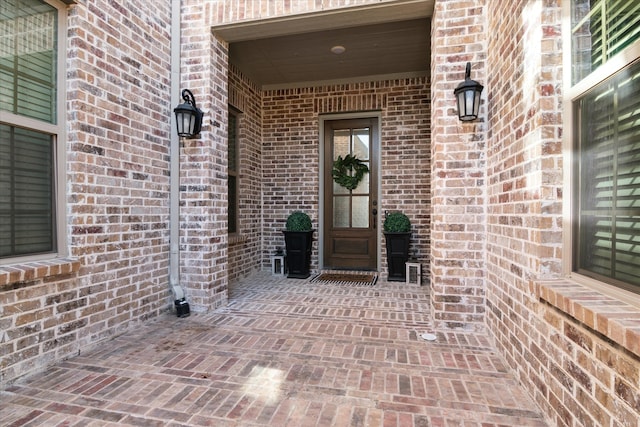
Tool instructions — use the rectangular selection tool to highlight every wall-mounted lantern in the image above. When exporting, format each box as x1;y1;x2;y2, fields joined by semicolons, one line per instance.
174;89;203;138
453;62;484;121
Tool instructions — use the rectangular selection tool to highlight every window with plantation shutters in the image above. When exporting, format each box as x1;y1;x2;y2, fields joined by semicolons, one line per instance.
571;0;640;84
574;62;640;291
0;1;57;123
0;125;55;257
0;0;61;261
571;0;640;293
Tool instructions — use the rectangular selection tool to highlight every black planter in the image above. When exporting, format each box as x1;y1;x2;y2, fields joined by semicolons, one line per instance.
283;230;314;279
384;232;411;282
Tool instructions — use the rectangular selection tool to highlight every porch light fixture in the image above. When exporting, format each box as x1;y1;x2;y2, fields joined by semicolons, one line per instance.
174;89;203;138
453;62;484;121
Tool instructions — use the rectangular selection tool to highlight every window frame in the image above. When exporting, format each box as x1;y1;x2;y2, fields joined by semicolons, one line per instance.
228;106;240;235
0;0;68;265
562;0;640;300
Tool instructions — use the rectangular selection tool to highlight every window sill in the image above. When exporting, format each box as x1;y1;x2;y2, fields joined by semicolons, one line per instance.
229;234;248;245
537;279;640;358
0;258;81;290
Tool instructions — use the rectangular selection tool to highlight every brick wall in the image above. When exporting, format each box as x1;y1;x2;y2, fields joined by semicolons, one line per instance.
205;0;406;23
381;79;431;271
184;1;433;285
177;21;229;311
3;3;634;424
228;64;263;282
2;0;432;386
430;0;487;330
484;1;640;426
1;0;173;385
262;86;321;267
261;79;430;278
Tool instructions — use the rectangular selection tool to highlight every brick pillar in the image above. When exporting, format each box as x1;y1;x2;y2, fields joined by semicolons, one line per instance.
430;0;487;330
178;10;229;312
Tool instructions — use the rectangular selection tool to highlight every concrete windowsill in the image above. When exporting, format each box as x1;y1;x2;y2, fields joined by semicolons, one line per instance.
0;258;81;290
537;279;640;358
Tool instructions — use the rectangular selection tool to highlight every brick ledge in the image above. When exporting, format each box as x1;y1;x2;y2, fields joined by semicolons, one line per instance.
537;279;640;358
228;234;248;245
0;258;81;289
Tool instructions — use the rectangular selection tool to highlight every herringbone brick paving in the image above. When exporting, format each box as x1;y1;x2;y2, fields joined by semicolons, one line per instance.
1;273;548;426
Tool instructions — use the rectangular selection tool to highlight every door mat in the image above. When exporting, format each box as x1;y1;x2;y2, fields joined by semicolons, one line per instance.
310;272;378;286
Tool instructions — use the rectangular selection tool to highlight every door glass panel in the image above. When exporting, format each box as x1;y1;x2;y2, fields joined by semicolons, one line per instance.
333;130;350;159
331;125;372;229
353;171;370;194
333;196;349;227
333;180;349;194
353;128;370;159
352;196;369;228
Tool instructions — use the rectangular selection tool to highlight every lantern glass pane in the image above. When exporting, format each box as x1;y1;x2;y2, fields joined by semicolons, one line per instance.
457;92;465;117
474;89;481;116
176;110;195;136
185;114;194;135
465;90;475;116
175;111;184;134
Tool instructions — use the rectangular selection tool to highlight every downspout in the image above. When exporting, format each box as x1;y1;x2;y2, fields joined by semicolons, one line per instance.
170;0;187;312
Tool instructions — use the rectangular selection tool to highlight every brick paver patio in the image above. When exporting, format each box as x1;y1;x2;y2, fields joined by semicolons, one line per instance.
1;273;548;426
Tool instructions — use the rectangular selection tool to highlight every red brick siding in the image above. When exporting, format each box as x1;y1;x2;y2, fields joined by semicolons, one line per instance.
2;4;634;426
380;80;432;273
1;0;173;384
176;30;229;311
484;1;640;426
182;0;434;294
430;0;487;330
262;86;321;267
205;0;407;23
228;64;263;282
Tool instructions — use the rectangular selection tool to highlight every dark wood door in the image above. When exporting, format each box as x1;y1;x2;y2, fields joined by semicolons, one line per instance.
323;118;378;270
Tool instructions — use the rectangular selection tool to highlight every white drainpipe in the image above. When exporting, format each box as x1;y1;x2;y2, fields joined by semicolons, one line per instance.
169;0;185;304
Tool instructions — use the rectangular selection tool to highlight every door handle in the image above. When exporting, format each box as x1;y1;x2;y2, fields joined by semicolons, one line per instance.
372;208;377;229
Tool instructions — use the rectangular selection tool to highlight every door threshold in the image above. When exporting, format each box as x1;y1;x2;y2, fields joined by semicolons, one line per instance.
320;268;378;274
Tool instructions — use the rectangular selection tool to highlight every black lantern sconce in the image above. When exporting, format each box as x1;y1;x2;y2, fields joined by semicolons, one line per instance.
453;62;484;121
174;89;204;138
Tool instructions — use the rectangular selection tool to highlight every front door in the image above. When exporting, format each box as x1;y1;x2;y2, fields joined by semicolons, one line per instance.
323;118;379;270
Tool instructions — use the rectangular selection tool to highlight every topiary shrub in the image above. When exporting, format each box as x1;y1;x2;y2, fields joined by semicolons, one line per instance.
383;211;411;233
285;211;312;232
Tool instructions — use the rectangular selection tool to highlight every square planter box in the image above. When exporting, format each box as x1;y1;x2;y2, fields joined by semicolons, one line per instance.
384;232;411;282
283;230;314;279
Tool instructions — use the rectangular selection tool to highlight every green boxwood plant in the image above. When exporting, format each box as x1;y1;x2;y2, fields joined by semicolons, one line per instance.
285;211;312;232
383;211;411;233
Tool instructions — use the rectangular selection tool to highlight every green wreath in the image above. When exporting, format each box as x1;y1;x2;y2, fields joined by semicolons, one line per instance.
332;154;369;190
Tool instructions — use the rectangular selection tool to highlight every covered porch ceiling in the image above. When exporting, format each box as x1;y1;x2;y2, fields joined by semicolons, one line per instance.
212;0;434;90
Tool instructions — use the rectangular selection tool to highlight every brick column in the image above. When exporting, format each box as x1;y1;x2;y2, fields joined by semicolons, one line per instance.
178;8;229;312
430;0;487;330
